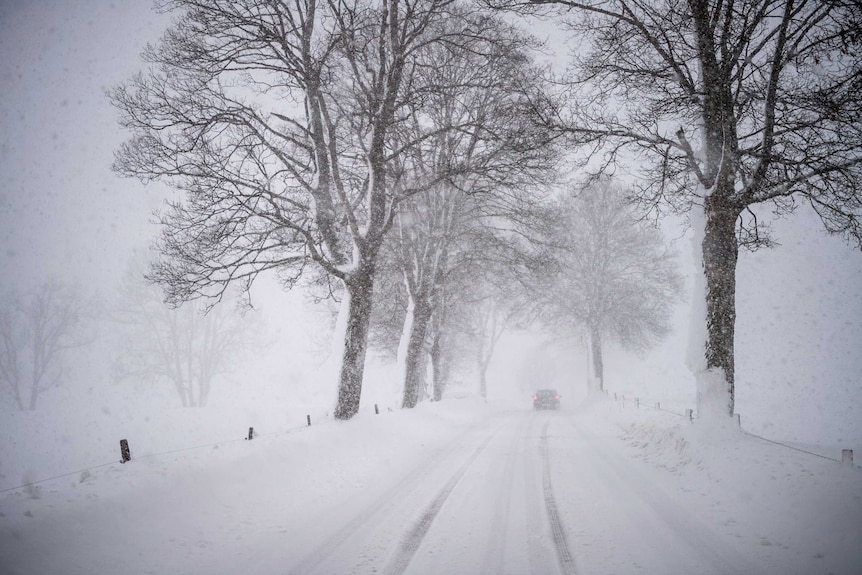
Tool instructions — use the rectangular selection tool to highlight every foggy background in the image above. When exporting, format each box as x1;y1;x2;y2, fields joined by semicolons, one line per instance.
1;1;860;485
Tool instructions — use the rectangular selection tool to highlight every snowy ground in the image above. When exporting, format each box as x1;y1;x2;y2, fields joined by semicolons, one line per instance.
1;395;859;575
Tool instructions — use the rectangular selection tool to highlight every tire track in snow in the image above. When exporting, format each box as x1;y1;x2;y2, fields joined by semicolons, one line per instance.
285;420;501;575
478;413;528;574
540;419;579;575
383;427;501;575
523;413;555;575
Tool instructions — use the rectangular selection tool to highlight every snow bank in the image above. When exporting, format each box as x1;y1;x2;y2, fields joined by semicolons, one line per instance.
609;399;862;574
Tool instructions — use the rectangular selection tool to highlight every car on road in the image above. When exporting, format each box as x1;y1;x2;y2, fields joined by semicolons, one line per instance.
533;389;561;410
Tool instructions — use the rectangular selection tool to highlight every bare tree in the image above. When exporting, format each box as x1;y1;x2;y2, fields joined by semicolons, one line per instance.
384;10;555;407
438;217;538;400
532;178;683;392
490;0;862;418
111;0;515;419
112;254;251;407
0;281;91;410
372;185;542;404
472;299;509;400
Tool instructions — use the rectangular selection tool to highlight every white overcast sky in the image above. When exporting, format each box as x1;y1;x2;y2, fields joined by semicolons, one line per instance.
0;1;170;293
0;0;860;332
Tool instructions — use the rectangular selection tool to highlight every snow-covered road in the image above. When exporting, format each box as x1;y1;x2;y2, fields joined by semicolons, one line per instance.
292;411;559;575
1;398;860;574
292;409;761;575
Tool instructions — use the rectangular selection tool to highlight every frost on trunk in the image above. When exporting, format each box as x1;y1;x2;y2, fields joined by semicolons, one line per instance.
327;289;351;393
429;318;454;402
401;298;432;408
588;325;604;393
334;267;376;420
688;196;740;420
395;297;414;397
429;333;447;401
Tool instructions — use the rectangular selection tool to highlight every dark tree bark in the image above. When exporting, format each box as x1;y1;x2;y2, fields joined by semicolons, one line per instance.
335;261;379;420
701;197;743;413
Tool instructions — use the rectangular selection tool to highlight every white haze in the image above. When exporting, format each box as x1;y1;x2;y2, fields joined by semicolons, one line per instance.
0;2;861;572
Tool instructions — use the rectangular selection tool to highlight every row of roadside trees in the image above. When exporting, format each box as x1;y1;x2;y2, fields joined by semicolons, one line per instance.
103;0;860;423
0;178;674;411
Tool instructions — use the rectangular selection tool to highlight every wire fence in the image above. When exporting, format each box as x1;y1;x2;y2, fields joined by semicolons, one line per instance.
0;461;119;496
605;389;860;469
0;403;386;496
4;395;856;496
608;391;695;420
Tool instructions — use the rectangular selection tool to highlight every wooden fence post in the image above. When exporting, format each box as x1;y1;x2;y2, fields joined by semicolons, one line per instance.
119;439;131;464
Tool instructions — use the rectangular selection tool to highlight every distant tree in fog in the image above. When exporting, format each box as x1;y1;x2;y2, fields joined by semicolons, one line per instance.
452;221;537;401
0;281;91;410
112;254;252;407
470;298;510;401
532;179;683;391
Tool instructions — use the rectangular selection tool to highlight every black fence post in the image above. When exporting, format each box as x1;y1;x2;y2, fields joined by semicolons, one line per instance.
843;449;854;466
307;414;311;426
374;404;379;415
686;408;693;423
247;427;254;440
119;439;131;464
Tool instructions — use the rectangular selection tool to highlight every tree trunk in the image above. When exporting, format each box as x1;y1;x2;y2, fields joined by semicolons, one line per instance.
28;382;38;411
11;387;24;411
699;196;741;418
334;265;376;420
589;326;604;392
477;340;490;401
401;299;432;409
430;331;449;401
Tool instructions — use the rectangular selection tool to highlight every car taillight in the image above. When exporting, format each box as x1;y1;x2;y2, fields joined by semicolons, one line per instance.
533;395;538;400
555;395;560;399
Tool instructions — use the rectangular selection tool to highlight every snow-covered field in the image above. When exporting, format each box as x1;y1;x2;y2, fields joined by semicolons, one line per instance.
1;395;859;575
